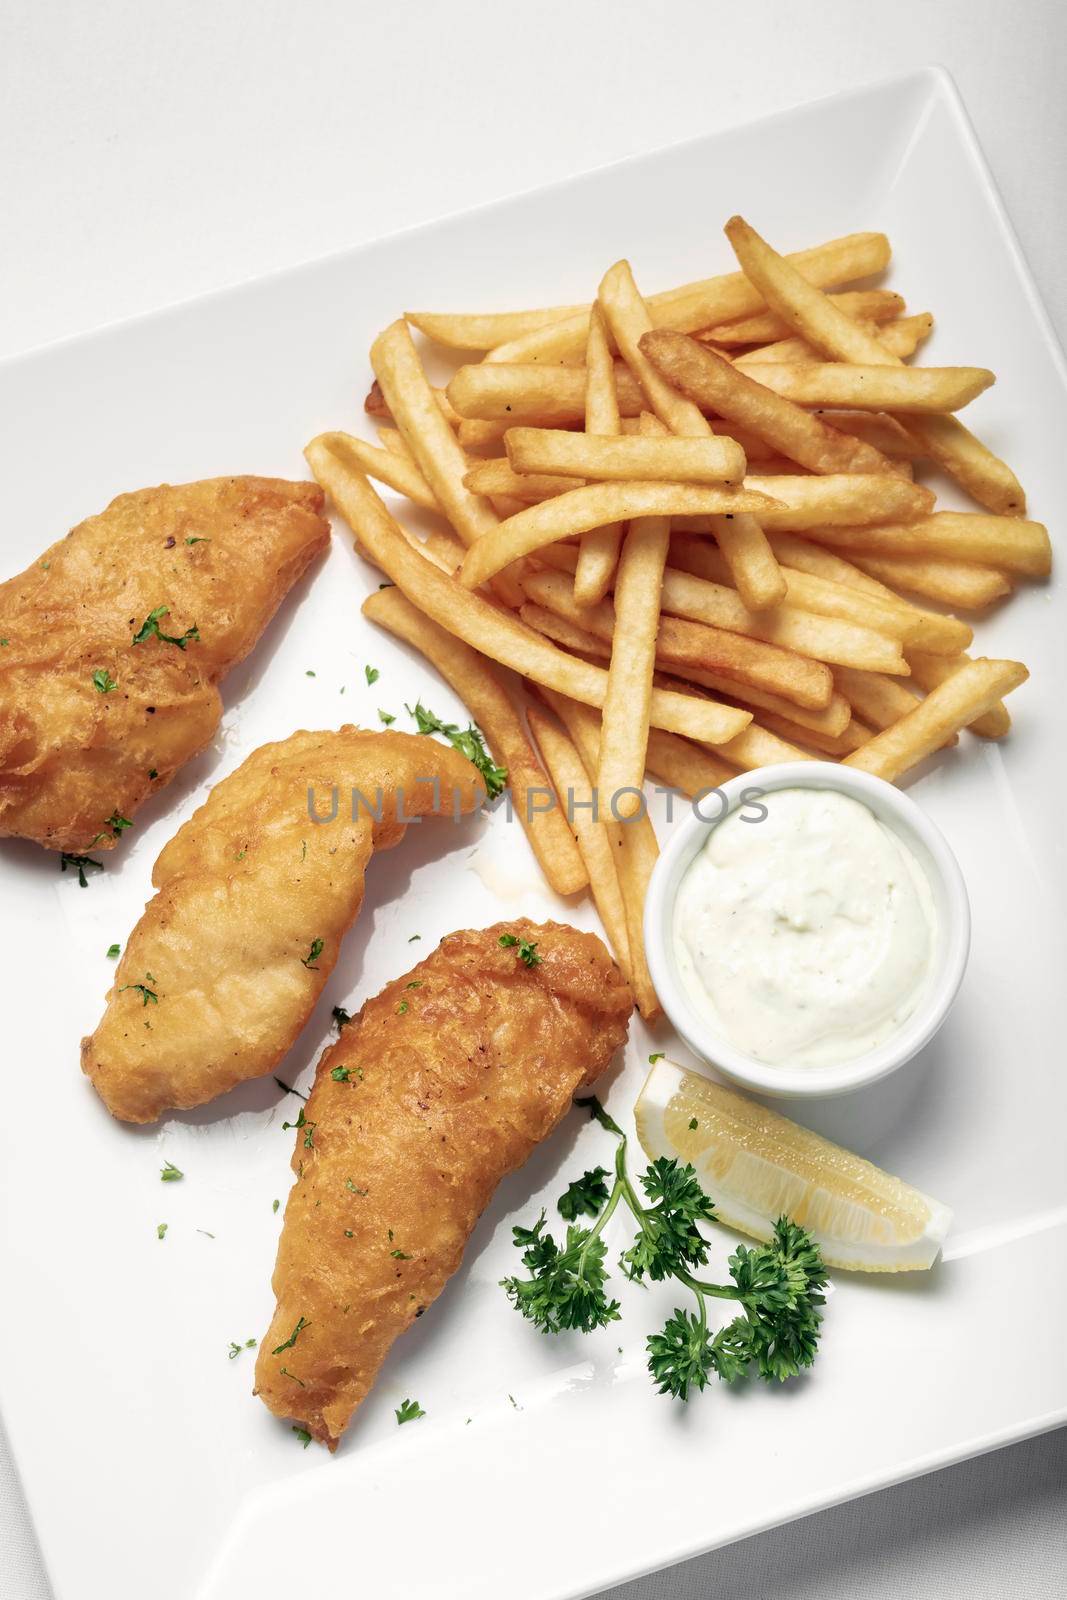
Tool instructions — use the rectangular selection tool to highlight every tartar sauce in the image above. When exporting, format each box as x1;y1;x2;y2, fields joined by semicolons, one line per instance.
673;788;937;1067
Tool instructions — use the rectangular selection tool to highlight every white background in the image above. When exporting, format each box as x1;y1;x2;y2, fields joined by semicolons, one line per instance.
1;2;1065;1596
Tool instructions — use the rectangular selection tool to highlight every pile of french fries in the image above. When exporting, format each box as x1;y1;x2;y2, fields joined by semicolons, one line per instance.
307;215;1047;1022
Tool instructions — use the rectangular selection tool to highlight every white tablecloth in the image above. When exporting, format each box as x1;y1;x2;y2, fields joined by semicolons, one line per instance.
2;2;1065;1595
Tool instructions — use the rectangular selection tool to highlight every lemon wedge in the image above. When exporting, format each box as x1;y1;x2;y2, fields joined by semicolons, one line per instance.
634;1059;952;1271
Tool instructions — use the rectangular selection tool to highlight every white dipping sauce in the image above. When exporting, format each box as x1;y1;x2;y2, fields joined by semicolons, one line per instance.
673;788;937;1067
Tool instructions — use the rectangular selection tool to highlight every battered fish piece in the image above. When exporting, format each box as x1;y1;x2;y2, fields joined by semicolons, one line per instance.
0;476;329;853
81;728;485;1123
255;919;633;1448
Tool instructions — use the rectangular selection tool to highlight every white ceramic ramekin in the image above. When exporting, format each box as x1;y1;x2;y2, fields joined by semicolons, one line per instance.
643;762;971;1098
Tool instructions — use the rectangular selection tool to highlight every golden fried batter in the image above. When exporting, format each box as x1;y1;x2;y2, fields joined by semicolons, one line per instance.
0;476;329;852
255;919;633;1447
81;728;485;1123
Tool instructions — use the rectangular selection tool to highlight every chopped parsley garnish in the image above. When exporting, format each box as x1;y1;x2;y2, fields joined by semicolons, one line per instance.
157;1223;168;1240
272;1198;280;1214
301;937;324;970
105;811;132;835
148;768;158;779
406;980;422;989
331;1006;352;1030
408;933;421;942
689;1117;699;1130
92;668;118;694
557;1166;611;1221
648;1052;664;1064
106;943;121;959
396;1000;409;1015
345;1178;367;1196
228;1338;256;1360
330;1064;362;1082
390;1248;412;1260
378;708;396;725
305;669;316;678
271;1315;309;1355
344;1229;354;1238
120;973;159;1006
365;664;380;685
499;933;542;967
185;536;210;545
280;1366;305;1387
293;1427;312;1448
160;1161;184;1182
406;701;507;799
395;1398;425;1425
302;1121;317;1149
131;605;200;650
501;1095;827;1403
60;853;103;887
282;1108;307;1134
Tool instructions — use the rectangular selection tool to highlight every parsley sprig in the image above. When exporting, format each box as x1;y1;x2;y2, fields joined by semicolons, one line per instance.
406;701;507;799
501;1097;826;1402
499;932;541;967
132;606;199;650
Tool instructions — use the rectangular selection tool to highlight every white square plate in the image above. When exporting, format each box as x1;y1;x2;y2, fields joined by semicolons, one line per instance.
1;66;1065;1600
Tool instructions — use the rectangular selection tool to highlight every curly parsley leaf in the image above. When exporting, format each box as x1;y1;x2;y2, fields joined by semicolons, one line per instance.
557;1166;611;1221
92;668;118;693
132;605;199;650
498;932;541;967
406;701;507;800
501;1212;621;1335
60;853;103;887
395;1398;425;1425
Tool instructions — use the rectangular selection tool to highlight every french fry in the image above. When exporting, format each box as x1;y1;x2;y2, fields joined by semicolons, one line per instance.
904;413;1026;517
740;362;994;413
846;551;1013;610
465;459;577;502
670;534;973;655
360;586;588;896
457;480;782;590
735;473;934;530
519;598;850;735
818;412;922;460
724;214;1025;514
791;512;1051;578
406;303;588;350
448;362;645;423
596;411;672;819
527;709;632;978
574;302;624;605
365;377;461;428
505;427;747;485
640;329;900;476
830;665;925;731
645;727;738;795
716;721;816;769
701;288;905;345
308;442;755;744
321;431;439;512
598;259;712;437
749;709;873;757
522;566;834;709
598;260;785;611
844;658;1028;782
483;231;891;365
537;688;661;1021
733;314;932;372
764;532;910;597
657;565;910;674
905;649;1012;739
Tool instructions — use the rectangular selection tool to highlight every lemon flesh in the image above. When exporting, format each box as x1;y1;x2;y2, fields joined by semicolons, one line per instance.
634;1059;952;1272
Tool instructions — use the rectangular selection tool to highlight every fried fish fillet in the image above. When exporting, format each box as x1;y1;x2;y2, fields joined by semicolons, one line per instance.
80;728;485;1123
255;919;633;1447
0;476;329;852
